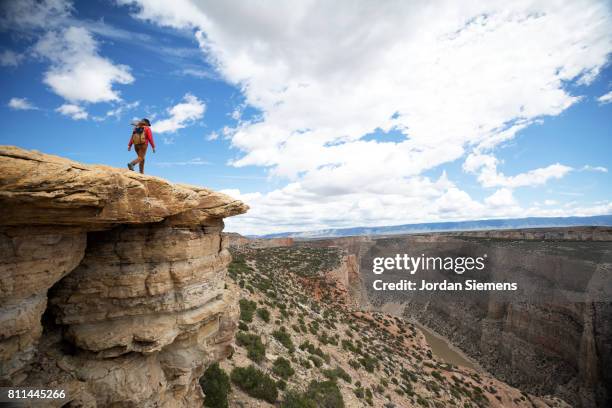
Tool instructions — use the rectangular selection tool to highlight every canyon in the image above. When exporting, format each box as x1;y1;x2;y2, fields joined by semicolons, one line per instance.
309;228;612;408
0;146;248;406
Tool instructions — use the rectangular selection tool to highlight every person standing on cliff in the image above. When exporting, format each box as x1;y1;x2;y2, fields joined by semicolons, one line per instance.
127;118;155;174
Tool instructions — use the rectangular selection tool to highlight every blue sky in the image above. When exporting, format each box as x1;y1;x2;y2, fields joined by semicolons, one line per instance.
1;0;611;234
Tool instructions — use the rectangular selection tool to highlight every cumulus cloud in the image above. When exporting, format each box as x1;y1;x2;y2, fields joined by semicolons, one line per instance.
8;97;37;110
1;1;134;105
56;103;88;120
152;93;206;133
485;188;517;208
463;153;573;188
32;26;133;103
121;0;612;233
597;91;612;104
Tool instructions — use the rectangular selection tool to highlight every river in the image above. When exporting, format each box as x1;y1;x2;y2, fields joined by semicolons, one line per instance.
414;322;475;369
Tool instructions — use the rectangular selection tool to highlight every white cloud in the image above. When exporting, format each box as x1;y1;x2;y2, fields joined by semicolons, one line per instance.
152;93;206;133
56;103;88;120
485;188;517;208
463;152;573;188
597;90;612;104
122;0;612;233
8;97;37;110
32;26;133;103
0;50;24;67
180;68;218;80
580;164;608;173
93;100;140;121
207;131;219;141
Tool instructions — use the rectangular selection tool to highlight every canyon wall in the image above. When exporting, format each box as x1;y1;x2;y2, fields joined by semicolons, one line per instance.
307;230;611;408
352;230;612;408
0;146;248;407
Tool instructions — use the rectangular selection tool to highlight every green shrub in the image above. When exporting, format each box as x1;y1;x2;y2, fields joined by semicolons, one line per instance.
281;382;344;408
309;355;323;368
281;390;316;408
323;367;351;383
305;380;344;408
235;332;265;362
238;321;249;331
257;307;271;323
230;365;278;403
272;329;295;352
239;299;257;322
359;356;378;372
199;363;230;408
272;357;295;379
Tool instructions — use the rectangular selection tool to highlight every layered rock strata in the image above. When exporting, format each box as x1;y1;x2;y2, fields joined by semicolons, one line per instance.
0;146;247;406
352;231;612;408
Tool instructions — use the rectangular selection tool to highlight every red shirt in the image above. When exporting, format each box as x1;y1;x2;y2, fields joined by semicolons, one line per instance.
128;126;155;148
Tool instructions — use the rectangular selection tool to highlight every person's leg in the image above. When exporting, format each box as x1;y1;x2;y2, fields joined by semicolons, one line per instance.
137;144;147;174
129;148;141;166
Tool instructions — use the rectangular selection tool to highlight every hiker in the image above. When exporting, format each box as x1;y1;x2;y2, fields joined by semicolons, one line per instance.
127;118;155;174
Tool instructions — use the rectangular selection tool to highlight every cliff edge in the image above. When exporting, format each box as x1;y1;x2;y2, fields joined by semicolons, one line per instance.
0;146;248;407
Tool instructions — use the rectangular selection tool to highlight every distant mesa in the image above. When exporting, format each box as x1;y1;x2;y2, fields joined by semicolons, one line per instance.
259;215;612;239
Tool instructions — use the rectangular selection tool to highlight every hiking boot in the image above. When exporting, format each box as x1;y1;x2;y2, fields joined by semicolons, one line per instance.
127;162;134;171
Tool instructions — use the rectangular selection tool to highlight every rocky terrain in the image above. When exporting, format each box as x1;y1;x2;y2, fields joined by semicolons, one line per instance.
309;229;612;408
0;146;248;406
216;238;572;408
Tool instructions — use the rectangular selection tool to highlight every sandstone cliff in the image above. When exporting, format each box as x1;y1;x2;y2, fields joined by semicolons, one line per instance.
0;146;248;407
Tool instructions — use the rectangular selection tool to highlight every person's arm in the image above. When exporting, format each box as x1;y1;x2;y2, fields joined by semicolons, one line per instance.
147;127;156;152
128;132;133;150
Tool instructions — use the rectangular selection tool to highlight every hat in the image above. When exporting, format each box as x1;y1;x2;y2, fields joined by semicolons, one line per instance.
141;118;151;126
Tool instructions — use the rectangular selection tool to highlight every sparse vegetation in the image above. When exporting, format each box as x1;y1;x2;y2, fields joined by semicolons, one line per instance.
272;357;295;379
199;363;230;408
235;332;265;362
272;328;295;352
257;307;271;323
225;245;527;408
239;299;257;322
230;365;278;403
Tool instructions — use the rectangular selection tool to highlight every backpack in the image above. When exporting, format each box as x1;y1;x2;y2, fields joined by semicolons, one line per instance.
132;127;146;145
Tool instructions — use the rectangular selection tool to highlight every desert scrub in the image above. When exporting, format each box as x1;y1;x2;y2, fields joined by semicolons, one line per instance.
322;366;352;383
281;380;344;408
235;332;265;362
239;299;257;322
272;328;295;352
359;355;378;372
199;363;230;408
230;365;278;403
256;307;271;323
272;357;295;379
281;390;316;408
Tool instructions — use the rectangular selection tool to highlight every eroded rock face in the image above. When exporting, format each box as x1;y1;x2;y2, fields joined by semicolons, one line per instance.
0;146;248;407
352;231;612;408
0;226;86;381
